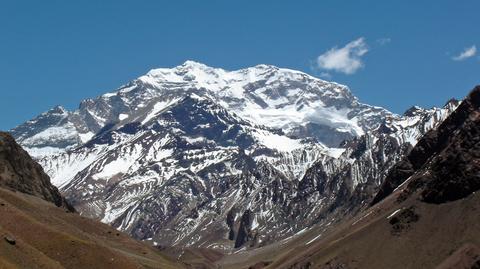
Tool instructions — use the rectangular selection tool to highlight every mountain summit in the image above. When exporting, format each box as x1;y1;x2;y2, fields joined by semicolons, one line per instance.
11;61;393;157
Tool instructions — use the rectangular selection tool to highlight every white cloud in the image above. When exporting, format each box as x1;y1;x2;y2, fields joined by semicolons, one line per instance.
316;38;368;75
452;45;477;61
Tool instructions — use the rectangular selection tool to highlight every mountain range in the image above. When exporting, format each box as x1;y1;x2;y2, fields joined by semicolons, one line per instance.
8;61;463;253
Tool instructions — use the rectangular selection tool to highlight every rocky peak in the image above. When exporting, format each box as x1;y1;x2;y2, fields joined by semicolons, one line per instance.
444;98;461;108
178;60;212;71
48;105;68;115
403;105;424;117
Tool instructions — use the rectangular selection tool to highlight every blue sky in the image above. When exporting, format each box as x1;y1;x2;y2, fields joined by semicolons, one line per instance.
1;0;479;130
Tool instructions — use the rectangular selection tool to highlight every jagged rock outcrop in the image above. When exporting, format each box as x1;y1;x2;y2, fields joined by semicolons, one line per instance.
234;210;254;248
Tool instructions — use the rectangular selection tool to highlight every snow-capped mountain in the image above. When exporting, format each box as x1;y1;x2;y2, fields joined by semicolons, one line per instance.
10;61;459;250
11;61;392;156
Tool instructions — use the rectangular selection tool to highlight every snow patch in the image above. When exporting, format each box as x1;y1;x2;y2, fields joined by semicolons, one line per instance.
25;147;65;158
142;99;179;124
387;208;403;219
253;130;303;152
327;148;346;158
22;125;78;147
305;233;322;245
93;158;133;180
79;132;95;143
118;113;129;121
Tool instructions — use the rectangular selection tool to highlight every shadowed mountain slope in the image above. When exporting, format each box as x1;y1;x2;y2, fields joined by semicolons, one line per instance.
372;85;480;205
0;132;74;211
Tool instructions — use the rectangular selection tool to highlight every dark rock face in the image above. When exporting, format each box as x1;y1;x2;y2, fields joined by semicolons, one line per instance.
372;86;480;205
234;210;253;248
389;206;419;235
420;88;480;203
0;132;74;211
226;209;236;241
370;159;414;205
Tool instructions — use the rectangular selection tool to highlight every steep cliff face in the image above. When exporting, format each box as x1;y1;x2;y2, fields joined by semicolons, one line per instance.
373;86;480;205
0;132;74;211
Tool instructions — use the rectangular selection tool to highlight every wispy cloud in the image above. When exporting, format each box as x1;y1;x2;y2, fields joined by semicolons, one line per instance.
452;45;477;61
316;38;368;75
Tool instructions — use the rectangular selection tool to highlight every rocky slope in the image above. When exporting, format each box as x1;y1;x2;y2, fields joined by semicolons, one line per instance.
0;132;73;211
10;61;458;251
